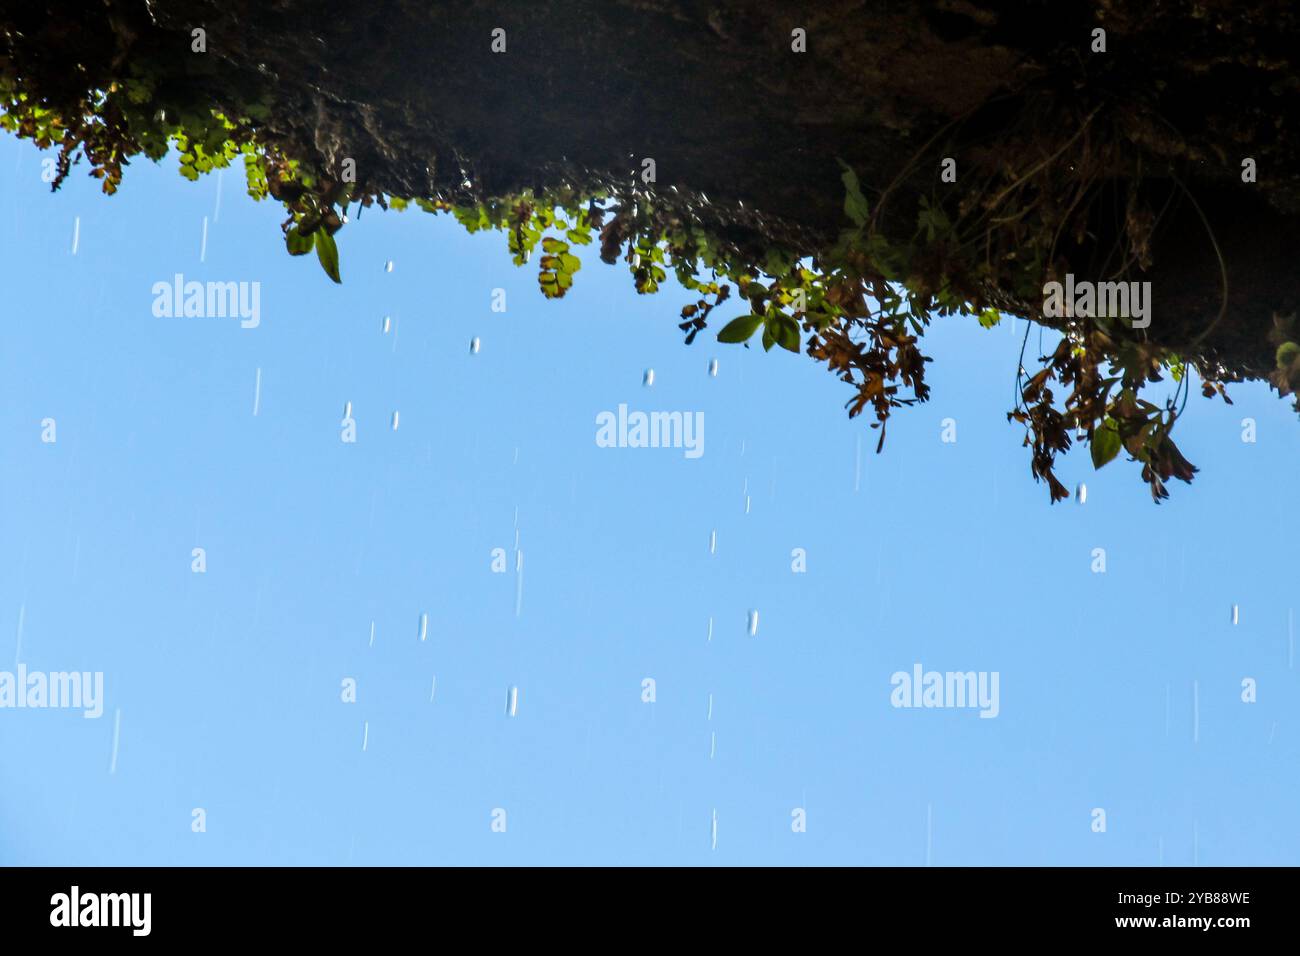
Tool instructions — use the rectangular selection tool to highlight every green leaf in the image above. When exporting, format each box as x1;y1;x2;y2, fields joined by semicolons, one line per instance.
538;271;562;298
1276;341;1300;368
837;159;869;228
917;196;951;241
314;229;341;283
285;226;314;256
771;314;801;353
716;313;764;344
977;307;1001;329
1091;421;1122;470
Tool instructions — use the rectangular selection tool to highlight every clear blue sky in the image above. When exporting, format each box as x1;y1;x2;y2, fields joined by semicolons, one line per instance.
1;135;1297;866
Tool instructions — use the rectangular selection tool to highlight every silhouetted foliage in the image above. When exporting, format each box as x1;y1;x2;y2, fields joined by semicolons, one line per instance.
4;0;1299;502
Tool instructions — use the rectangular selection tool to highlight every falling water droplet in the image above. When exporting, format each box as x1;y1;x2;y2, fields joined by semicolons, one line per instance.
418;612;428;642
643;368;655;387
707;617;713;642
708;358;718;377
391;411;400;431
1193;680;1200;744
709;530;716;554
745;496;751;514
108;708;121;774
710;809;718;850
707;693;713;720
384;260;394;273
506;685;519;717
515;550;524;617
709;731;716;759
1231;604;1240;626
747;609;759;636
71;216;80;255
368;620;375;647
343;401;352;419
382;315;392;334
362;721;369;751
252;368;262;417
470;336;481;354
1076;482;1087;505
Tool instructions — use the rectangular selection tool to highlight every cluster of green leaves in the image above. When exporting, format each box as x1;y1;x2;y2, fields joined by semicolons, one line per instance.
836;110;1225;502
277;173;355;285
437;191;597;297
716;299;799;352
0;56;278;197
370;174;939;452
1267;312;1300;408
1010;330;1212;503
0;69;1232;502
0;58;347;283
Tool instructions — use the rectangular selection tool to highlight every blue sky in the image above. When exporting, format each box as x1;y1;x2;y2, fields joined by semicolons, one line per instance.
1;134;1297;866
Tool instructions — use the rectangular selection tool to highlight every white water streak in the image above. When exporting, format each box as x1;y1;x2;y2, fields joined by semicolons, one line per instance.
108;708;121;774
1193;680;1200;745
14;603;24;666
